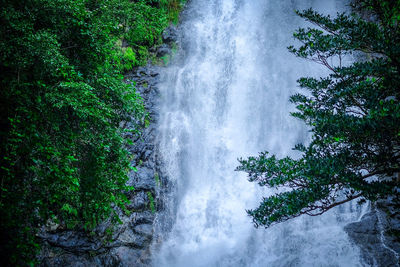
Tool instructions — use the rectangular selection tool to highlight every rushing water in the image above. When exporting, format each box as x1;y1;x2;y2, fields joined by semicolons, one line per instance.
153;0;365;266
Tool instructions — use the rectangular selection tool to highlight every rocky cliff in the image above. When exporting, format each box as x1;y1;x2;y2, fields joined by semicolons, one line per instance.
37;27;178;267
345;197;400;266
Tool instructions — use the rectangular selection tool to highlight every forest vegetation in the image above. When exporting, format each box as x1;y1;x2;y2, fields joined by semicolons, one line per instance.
0;0;183;265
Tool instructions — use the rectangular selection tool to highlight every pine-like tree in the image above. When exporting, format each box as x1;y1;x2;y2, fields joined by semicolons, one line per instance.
237;0;400;227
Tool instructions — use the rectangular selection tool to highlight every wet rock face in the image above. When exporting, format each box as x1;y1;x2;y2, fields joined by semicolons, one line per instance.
162;25;178;44
156;44;172;57
38;61;168;266
345;197;400;267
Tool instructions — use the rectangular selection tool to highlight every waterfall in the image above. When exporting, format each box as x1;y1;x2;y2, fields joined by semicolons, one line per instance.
153;0;364;266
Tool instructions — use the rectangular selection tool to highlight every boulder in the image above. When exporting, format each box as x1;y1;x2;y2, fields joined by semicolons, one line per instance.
162;26;178;43
345;198;400;266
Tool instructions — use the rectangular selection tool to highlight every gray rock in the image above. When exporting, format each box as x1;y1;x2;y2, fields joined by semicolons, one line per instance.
345;199;400;266
128;166;156;190
133;211;156;225
111;246;142;265
39;231;103;253
122;39;129;48
127;190;149;211
162;26;178;43
114;227;150;249
133;224;153;238
156;44;171;57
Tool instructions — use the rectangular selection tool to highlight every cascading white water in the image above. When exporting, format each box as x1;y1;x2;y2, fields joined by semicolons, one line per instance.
153;0;366;266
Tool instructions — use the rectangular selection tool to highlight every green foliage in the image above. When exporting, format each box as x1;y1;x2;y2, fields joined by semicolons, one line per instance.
152;42;178;66
136;45;151;67
154;172;161;186
147;191;156;213
122;47;138;71
0;0;183;265
237;0;400;228
123;0;185;66
136;0;186;24
125;2;168;47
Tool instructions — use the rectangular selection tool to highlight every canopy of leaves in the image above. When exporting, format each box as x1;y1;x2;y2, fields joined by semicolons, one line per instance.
237;0;400;228
0;0;184;265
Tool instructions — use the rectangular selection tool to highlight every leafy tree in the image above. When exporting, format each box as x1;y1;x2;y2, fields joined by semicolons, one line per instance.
123;0;184;65
0;0;184;265
237;0;400;228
